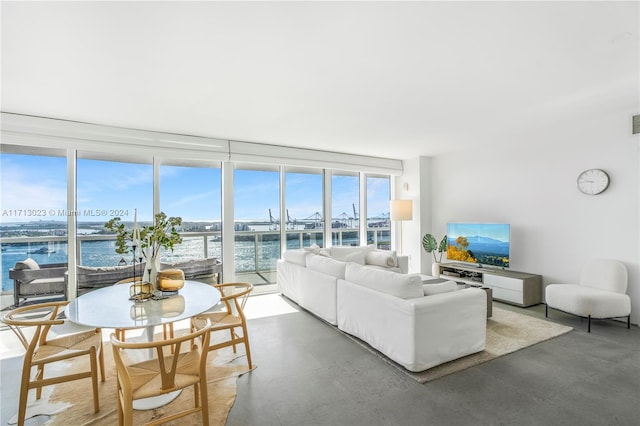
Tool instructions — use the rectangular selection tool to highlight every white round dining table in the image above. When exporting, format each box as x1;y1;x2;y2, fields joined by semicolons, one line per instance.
65;280;220;410
65;280;220;330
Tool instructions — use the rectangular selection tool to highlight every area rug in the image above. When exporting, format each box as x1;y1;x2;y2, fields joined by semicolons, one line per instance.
340;306;573;384
40;333;254;425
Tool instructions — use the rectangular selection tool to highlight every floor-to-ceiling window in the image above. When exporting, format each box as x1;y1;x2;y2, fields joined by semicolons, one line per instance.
0;115;399;301
76;156;153;267
285;167;324;249
366;174;391;249
234;164;281;283
0;148;68;296
159;161;222;263
331;170;360;247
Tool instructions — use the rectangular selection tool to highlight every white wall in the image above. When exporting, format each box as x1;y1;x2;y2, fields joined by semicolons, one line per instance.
404;111;639;324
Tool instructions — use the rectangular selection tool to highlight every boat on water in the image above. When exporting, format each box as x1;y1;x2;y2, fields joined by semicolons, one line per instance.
27;247;56;254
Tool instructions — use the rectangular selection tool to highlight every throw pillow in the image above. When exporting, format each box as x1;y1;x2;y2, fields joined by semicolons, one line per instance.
422;280;458;296
330;245;374;265
365;250;397;268
319;248;331;257
14;258;40;270
303;243;321;255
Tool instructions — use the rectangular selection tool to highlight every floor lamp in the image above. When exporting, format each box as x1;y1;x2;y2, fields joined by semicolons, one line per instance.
390;199;413;255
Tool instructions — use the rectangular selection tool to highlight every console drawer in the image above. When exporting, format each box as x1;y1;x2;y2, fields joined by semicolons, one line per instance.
483;274;523;291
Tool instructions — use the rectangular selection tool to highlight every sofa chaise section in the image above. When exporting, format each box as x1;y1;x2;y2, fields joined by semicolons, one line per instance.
337;263;487;372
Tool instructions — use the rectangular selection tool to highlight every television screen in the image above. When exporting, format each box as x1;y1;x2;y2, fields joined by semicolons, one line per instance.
446;223;510;268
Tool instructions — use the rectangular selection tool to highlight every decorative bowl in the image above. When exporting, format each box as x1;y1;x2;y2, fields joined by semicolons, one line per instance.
156;269;185;291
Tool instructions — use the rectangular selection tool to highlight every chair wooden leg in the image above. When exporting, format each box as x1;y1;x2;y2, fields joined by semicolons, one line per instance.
18;362;31;426
99;343;106;382
122;389;133;426
242;324;253;369
588;315;591;333
229;329;237;353
200;377;209;426
628;315;631;329
90;347;100;413
194;382;200;408
545;304;548;317
35;364;45;400
116;381;125;426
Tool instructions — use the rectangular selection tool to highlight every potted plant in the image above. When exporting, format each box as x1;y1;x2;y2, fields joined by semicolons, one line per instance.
105;212;183;282
422;233;447;277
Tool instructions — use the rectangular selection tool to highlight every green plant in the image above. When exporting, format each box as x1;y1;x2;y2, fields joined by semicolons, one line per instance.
104;212;183;259
422;233;447;263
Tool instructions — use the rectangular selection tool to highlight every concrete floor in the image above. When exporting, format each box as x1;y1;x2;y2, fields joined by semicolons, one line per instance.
2;294;639;426
227;297;640;426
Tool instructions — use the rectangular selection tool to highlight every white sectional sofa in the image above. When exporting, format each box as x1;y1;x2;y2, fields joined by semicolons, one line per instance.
277;245;487;372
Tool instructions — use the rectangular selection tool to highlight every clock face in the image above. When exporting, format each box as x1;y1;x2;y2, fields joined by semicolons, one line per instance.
577;169;610;195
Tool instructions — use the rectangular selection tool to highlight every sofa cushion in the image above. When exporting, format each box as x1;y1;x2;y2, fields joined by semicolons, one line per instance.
303;243;321;255
330;245;374;265
344;262;423;299
77;264;138;273
365;250;397;268
306;254;347;279
423;280;458;296
282;249;310;266
14;258;40;270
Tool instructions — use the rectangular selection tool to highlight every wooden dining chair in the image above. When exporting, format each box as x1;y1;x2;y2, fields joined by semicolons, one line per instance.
1;301;105;426
190;282;254;369
110;319;212;426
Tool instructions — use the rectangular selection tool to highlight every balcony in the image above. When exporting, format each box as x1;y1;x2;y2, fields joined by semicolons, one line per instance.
1;226;390;310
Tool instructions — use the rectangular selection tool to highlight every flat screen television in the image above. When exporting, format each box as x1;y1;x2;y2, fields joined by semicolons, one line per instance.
446;222;510;268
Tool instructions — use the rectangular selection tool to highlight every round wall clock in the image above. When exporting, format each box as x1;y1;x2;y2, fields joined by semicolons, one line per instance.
577;169;610;195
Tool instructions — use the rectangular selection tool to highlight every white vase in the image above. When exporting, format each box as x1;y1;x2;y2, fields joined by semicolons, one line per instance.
431;262;441;278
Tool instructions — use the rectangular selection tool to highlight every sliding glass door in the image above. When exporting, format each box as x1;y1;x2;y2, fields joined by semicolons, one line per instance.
285;167;324;249
0;148;68;300
331;171;360;246
366;175;391;249
76;156;153;267
234;164;281;281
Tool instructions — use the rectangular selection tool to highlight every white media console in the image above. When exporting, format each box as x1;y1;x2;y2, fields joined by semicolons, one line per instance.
438;263;543;307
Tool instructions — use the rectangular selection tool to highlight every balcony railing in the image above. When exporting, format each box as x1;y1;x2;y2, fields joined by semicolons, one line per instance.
1;227;390;293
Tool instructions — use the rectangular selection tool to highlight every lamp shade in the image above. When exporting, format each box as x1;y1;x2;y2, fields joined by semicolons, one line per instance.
390;199;413;221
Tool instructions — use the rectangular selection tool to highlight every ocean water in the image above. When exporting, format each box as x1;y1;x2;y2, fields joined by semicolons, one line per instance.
1;232;369;292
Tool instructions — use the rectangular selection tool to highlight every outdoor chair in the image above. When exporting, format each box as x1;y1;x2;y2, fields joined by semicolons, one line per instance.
9;258;67;307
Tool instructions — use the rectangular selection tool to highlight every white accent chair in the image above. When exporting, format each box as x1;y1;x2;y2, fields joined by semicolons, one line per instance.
545;259;631;332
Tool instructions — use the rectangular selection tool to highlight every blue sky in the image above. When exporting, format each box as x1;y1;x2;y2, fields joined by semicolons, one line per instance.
447;223;510;243
1;154;390;223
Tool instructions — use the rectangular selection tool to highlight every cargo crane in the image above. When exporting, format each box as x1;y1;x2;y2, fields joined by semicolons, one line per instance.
268;208;279;231
286;209;297;230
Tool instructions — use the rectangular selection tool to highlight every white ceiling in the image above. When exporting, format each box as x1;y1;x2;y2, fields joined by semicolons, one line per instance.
1;1;638;160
